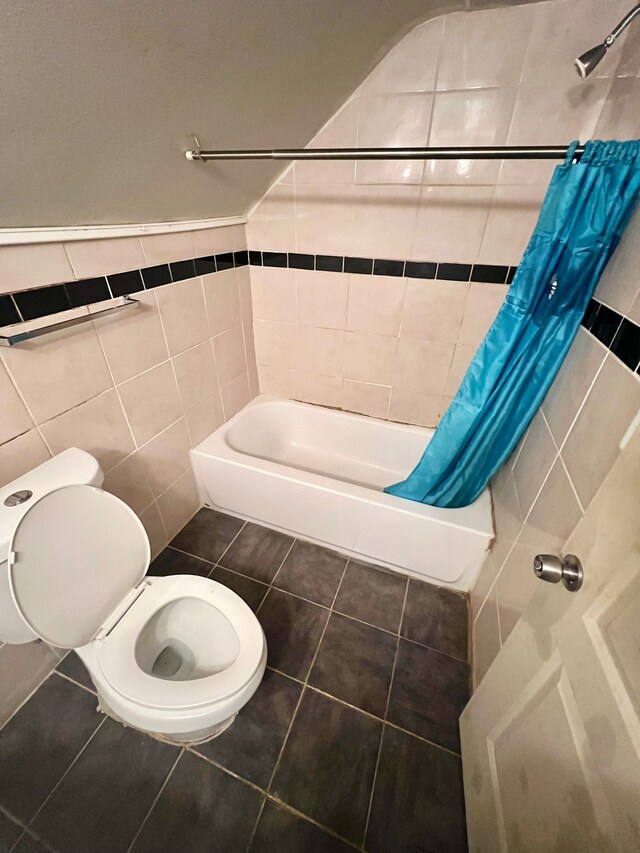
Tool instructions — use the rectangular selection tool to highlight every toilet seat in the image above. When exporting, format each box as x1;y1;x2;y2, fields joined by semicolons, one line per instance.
94;574;265;711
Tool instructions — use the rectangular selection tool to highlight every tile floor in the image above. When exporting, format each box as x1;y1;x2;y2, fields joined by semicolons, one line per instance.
0;508;471;853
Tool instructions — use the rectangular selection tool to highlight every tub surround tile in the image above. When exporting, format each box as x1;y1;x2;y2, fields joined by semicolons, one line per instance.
31;719;179;853
211;566;269;611
387;639;469;753
366;725;467;853
258;589;329;680
185;392;224;447
273;540;347;606
388;387;442;428
309;613;397;717
0;675;101;824
249;800;354;853
169;507;244;564
220;522;294;583
195;669;301;788
129;751;262;853
271;689;382;845
299;373;343;408
149;545;214;578
401;580;469;662
172;339;218;413
220;371;252;420
102;453;154;515
333;561;407;633
341;380;390;419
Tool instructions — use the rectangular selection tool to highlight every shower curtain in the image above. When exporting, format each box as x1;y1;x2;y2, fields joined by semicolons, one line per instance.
385;139;640;508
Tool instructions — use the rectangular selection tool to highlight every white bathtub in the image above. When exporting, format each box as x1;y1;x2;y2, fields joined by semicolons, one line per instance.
191;396;493;591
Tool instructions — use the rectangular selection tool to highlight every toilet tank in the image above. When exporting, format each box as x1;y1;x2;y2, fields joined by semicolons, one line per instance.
0;448;104;644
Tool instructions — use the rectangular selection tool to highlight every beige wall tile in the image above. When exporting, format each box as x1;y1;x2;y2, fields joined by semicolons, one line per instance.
173;340;218;412
213;325;248;386
253;320;298;370
458;283;507;347
346;275;405;337
297;270;348;330
193;225;235;256
470;550;496;622
258;366;300;399
247;184;296;252
203;268;242;335
299;327;345;378
0;641;63;727
118;360;182;446
401;279;469;344
92;290;169;385
156;277;209;356
351;185;420;258
39;388;135;473
0;243;74;294
593;205;640;315
394;338;454;395
541;328;607;447
494;537;540;644
562;355;640;508
250;267;297;324
138;418;191;498
478;185;546;265
299;373;343;408
157;468;200;540
102;452;154;515
221;373;251;420
489;467;523;575
2;324;111;424
412;186;492;264
512;411;558;517
437;6;533;90
0;361;33;444
231;225;248;252
472;590;501;689
294;184;356;256
140;501;168;559
140;231;196;266
185;394;224;446
344;331;396;384
64;237;145;279
445;343;476;396
388;388;441;428
0;430;51;488
360;17;442;95
237;266;253;325
519;458;583;548
342;380;390;419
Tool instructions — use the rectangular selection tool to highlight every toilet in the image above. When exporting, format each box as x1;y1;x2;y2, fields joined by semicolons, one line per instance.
0;448;267;744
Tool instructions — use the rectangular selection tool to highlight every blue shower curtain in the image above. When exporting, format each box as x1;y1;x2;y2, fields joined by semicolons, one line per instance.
385;140;640;508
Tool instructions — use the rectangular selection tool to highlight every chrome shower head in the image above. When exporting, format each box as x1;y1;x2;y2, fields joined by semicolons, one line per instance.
574;3;640;78
575;42;609;78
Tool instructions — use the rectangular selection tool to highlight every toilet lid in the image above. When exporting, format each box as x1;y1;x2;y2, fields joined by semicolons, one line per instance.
8;485;149;649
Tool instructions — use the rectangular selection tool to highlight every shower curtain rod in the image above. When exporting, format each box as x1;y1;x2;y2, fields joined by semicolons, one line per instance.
185;145;585;162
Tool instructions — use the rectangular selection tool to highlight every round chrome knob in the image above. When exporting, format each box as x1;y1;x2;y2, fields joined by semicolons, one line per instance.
533;554;583;592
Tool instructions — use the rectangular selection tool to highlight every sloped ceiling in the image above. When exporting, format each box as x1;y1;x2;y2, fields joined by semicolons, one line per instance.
0;0;533;227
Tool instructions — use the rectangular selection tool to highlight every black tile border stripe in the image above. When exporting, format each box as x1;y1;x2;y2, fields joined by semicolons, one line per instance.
2;248;637;377
582;297;640;374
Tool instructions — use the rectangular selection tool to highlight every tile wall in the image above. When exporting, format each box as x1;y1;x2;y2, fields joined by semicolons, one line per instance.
0;223;258;724
247;0;640;425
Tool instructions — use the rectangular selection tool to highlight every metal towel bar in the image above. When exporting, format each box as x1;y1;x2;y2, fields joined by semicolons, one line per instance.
0;295;140;347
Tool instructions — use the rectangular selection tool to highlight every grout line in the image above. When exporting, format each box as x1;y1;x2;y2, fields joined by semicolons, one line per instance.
125;750;184;853
25;716;108;834
53;670;97;697
266;538;297;588
0;661;64;733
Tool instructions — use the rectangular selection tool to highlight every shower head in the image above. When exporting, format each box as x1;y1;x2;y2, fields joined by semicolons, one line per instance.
574;3;640;78
575;42;610;78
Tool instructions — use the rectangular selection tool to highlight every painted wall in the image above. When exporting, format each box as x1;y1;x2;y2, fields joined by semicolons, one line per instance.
472;210;640;686
247;0;640;426
0;222;258;725
0;0;519;226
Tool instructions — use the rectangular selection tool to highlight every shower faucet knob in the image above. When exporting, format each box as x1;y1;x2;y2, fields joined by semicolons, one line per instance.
533;554;584;592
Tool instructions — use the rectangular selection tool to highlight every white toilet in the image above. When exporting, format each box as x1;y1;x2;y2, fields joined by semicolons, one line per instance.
0;448;267;744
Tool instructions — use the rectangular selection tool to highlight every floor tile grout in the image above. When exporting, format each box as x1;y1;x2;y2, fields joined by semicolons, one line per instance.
53;669;97;696
124;750;184;853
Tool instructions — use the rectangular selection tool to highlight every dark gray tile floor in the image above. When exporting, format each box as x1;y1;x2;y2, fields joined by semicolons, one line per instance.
0;507;470;853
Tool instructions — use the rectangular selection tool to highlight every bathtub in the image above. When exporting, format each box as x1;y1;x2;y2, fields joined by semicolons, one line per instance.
191;396;493;591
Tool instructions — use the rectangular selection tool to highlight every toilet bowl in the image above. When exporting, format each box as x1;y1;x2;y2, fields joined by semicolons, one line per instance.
0;449;266;744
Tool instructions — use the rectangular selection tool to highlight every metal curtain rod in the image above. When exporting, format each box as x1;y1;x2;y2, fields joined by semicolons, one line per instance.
185;145;586;162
